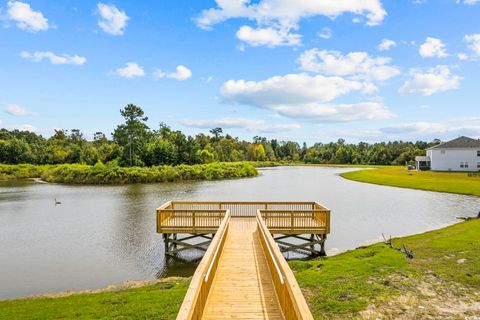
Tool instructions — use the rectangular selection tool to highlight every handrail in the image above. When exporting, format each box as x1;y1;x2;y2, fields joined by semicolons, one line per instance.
176;210;231;320
256;214;284;285
256;210;314;320
204;213;230;283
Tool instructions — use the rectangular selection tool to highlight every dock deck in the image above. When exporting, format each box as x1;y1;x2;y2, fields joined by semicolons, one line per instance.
202;218;283;319
156;201;330;319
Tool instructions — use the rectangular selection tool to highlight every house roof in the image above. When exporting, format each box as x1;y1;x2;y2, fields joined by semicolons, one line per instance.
428;136;480;150
415;156;430;161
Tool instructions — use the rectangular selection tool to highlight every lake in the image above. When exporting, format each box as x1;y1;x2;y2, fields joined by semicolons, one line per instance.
0;166;478;300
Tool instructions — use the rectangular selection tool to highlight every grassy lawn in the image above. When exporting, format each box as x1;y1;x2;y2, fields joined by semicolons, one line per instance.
340;166;480;197
0;279;189;320
291;219;480;319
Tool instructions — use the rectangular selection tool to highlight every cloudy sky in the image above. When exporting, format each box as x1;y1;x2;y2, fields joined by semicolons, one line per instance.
1;0;479;143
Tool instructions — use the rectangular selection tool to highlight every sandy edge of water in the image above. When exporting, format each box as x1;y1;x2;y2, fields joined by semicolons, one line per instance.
13;277;187;300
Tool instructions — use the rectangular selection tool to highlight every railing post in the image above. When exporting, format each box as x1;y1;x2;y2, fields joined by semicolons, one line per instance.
290;211;294;232
193;212;196;233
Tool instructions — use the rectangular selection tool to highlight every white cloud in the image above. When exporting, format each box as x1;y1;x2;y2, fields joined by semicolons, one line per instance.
195;0;385;47
4;104;39;116
297;49;400;82
221;73;367;106
464;34;480;57
381;122;446;134
380;118;480;137
272;102;393;122
220;73;393;122
399;65;461;96
458;53;469;61
202;76;214;83
97;3;129;36
318;27;332;39
20;51;86;65
419;37;448;58
13;124;38;132
236;25;301;47
154;65;192;81
115;62;145;78
378;38;396;51
458;0;480;4
180;117;300;133
6;1;49;32
196;0;387;29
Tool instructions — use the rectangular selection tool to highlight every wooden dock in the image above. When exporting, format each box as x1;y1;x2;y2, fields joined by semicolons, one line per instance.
156;201;331;319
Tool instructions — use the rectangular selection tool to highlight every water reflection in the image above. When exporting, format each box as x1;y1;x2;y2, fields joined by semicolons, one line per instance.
0;167;478;299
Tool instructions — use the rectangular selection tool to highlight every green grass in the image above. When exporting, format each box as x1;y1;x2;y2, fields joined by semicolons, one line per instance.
291;219;480;319
1;221;478;319
340;166;480;197
0;162;258;184
0;279;189;320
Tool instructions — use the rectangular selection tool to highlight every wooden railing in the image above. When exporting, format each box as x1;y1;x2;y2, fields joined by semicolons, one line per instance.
157;201;331;235
166;201;326;217
176;211;231;320
157;209;225;233
256;211;314;320
259;210;330;233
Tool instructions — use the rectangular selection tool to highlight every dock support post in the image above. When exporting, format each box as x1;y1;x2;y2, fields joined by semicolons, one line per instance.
319;235;327;257
163;233;170;253
273;234;327;257
163;233;213;256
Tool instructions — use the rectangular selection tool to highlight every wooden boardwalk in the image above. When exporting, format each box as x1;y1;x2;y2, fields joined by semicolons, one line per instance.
202;218;284;319
157;201;330;320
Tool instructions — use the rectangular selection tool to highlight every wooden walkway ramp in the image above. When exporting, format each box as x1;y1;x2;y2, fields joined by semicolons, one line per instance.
202;218;283;319
156;202;330;320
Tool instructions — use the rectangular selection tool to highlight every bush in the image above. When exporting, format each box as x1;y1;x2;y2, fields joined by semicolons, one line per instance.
0;162;258;184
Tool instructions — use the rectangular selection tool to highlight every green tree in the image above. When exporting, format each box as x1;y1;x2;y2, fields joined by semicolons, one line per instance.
112;104;150;166
210;128;223;142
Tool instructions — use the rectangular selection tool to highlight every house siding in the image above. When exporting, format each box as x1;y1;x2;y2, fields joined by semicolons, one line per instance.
429;148;480;172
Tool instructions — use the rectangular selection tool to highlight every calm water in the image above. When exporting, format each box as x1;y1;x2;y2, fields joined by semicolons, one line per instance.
0;166;478;299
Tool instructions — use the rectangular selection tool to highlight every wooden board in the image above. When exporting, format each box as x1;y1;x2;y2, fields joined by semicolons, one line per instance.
202;218;285;320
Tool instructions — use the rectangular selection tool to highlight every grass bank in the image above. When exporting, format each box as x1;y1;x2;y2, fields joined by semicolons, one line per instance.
2;221;478;319
340;166;480;197
0;278;188;320
291;219;480;319
0;162;258;184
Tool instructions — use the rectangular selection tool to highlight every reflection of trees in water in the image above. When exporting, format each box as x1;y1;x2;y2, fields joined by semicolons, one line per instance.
156;255;202;279
109;183;204;279
0;180;35;213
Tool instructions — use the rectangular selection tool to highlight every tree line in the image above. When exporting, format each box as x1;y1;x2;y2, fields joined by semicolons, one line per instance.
0;104;440;166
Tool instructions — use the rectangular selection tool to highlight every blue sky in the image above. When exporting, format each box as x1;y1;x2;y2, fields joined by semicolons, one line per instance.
1;0;479;144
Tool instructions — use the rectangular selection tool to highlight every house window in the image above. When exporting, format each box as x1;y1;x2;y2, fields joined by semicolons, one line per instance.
441;150;446;155
477;162;480;169
477;150;480;157
460;161;469;168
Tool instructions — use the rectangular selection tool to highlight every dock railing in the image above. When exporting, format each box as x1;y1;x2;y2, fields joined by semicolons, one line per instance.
256;211;314;320
157;201;226;233
176;210;231;320
157;201;330;234
259;209;330;233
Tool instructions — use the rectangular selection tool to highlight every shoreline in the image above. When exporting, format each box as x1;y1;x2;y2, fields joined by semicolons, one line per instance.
2;219;478;319
0;162;258;185
340;166;480;197
8;278;187;301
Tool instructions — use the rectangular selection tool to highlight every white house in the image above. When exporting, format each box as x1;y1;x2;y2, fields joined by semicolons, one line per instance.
416;136;480;172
